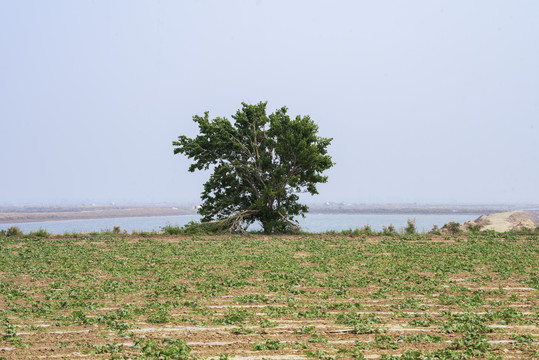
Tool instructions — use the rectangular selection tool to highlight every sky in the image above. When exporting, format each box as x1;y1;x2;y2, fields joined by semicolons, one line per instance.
1;1;538;206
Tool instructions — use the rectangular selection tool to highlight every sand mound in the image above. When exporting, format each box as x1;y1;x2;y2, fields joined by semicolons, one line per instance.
463;211;538;232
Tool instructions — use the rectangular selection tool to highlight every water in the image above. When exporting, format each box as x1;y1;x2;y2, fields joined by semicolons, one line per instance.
302;213;479;233
0;213;479;234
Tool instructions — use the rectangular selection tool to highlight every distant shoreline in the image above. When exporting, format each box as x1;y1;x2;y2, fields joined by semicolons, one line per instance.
1;204;538;225
0;205;196;224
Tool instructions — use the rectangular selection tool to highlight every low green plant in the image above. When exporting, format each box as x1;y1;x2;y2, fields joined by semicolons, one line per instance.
28;228;49;237
512;333;536;343
133;337;196;359
146;308;171;323
2;319;18;339
451;334;492;355
293;325;316;334
1;319;25;348
161;224;184;235
253;339;282;351
442;222;461;234
91;342;124;355
382;224;397;235
429;224;441;235
308;331;327;343
214;307;251;325
359;225;374;235
526;275;539;289
398;334;444;343
5;226;23;237
234;294;270;303
350;346;367;359
162;221;231;235
304;350;336;359
408;318;432;327
259;317;278;328
467;223;482;233
229;326;254;335
374;334;399;350
404;218;416;234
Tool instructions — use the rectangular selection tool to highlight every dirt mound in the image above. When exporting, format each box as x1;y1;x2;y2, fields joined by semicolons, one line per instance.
463;211;538;232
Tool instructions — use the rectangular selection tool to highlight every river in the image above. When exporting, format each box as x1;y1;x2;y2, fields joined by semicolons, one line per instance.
0;213;480;234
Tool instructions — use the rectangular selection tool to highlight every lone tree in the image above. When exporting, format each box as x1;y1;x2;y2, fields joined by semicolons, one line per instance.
173;101;334;233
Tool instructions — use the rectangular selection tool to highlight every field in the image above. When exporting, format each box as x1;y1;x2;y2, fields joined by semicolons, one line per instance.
0;232;537;359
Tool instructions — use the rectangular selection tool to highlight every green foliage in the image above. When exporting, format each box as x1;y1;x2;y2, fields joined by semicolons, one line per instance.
374;335;399;349
526;275;539;289
358;225;374;235
253;339;282;351
161;224;184;235
1;319;24;348
439;312;493;336
442;222;461;234
2;319;17;339
398;334;444;343
350;345;367;359
407;318;432;327
5;226;23;237
429;224;441;235
173;101;334;233
234;294;270;303
28;228;49;238
467;223;482;233
133;337;196;359
336;312;386;334
450;334;492;355
161;221;230;235
304;350;336;359
91;342;124;355
293;325;316;334
382;224;397;235
146;307;171;324
512;333;536;343
308;331;327;343
213;307;251;325
229;326;254;335
404;218;416;234
259;316;278;328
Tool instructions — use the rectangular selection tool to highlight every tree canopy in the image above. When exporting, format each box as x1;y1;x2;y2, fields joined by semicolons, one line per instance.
173;101;334;233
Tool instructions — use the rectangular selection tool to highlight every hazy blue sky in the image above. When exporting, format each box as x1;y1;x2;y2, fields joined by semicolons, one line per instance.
1;1;538;206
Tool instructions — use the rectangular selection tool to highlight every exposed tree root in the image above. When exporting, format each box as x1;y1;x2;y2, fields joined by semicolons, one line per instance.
197;210;261;233
277;211;301;232
190;210;301;233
